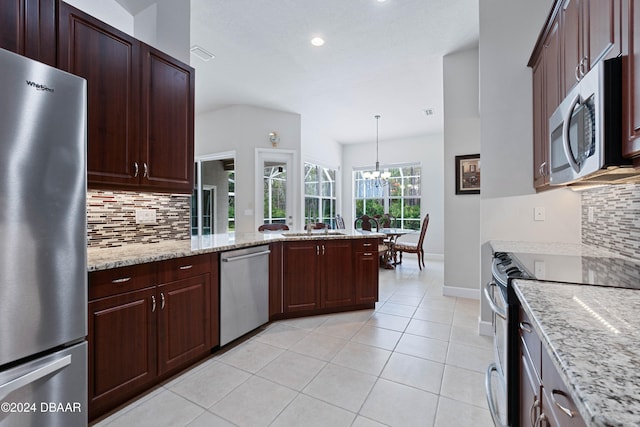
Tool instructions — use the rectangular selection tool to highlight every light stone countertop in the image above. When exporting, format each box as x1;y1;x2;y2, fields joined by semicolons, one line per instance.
87;230;383;271
513;279;640;427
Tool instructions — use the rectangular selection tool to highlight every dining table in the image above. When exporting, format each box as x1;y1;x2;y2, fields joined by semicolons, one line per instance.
379;228;411;268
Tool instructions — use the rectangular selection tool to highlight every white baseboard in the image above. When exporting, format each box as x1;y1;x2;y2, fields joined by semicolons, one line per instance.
478;319;493;337
442;285;480;300
425;253;444;261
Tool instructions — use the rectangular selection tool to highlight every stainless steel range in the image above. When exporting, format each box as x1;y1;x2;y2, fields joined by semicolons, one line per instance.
484;248;640;427
485;252;530;427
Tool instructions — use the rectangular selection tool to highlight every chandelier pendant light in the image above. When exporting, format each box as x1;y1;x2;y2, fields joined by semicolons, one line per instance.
363;114;391;187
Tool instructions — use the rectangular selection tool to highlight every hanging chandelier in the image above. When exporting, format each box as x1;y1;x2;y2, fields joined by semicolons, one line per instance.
362;114;391;186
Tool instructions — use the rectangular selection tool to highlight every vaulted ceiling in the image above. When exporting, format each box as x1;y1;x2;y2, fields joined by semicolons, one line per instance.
116;0;479;144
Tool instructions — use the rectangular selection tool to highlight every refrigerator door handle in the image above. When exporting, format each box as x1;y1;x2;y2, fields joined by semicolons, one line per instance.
0;355;71;401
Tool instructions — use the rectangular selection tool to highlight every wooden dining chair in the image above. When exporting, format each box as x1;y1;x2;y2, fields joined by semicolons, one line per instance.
395;214;430;270
258;223;289;232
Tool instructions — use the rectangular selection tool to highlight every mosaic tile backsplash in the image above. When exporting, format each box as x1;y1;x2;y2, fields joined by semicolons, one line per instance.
87;190;191;248
582;183;640;260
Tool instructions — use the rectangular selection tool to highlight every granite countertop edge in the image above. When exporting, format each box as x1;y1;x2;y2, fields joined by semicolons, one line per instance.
513;279;640;427
88;231;385;272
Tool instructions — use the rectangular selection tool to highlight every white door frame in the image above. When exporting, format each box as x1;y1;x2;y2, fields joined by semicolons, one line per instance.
255;148;298;231
194;150;235;237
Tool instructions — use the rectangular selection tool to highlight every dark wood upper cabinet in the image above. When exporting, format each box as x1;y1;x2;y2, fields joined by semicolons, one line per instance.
140;44;195;192
622;0;640;158
0;0;56;66
531;16;560;190
57;2;195;193
561;0;582;96
561;0;620;97
58;2;140;187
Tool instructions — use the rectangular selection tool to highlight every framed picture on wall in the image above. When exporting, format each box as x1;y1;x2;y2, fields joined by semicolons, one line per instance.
455;154;480;195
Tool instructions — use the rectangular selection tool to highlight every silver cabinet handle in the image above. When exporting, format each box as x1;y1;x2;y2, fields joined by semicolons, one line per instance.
530;397;540;427
322;245;325;255
143;162;148;178
221;250;271;262
161;292;165;310
575;63;581;82
540;161;547;177
179;265;193;270
551;390;575;418
485;364;508;427
363;243;372;247
0;355;71;401
535;412;548;427
151;295;156;312
364;252;372;256
134;162;139;177
316;245;320;256
111;277;131;284
484;281;506;320
520;321;533;334
579;56;588;77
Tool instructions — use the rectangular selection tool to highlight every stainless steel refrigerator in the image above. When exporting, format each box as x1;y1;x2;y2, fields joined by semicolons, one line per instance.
0;48;87;426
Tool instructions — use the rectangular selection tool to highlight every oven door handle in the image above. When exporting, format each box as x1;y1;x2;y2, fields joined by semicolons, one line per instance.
484;281;507;320
485;363;508;427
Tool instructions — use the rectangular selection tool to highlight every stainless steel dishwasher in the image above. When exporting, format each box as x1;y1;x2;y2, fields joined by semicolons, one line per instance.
220;245;271;346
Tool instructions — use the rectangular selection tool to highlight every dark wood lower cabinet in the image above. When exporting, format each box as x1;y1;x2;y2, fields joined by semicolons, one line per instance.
281;238;378;317
88;255;217;421
88;287;157;420
518;306;586;427
157;274;211;375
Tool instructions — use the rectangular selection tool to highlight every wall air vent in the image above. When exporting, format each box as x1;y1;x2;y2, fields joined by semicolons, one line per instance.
190;45;215;62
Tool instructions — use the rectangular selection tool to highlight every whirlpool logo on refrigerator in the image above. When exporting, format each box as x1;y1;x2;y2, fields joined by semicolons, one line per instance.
26;80;54;93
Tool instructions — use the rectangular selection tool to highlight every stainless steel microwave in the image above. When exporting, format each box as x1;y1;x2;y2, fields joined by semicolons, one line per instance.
548;57;627;185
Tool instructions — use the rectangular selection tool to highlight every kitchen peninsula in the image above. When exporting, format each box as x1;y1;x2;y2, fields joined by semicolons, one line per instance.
86;231;381;420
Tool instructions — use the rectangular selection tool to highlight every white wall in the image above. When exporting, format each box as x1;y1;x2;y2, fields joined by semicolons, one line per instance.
134;0;191;64
342;134;444;256
477;0;582;331
63;0;190;65
62;0;134;34
301;119;344;215
195;105;302;233
443;47;481;298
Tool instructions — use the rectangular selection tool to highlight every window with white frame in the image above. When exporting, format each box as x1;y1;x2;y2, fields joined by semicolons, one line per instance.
304;162;337;227
354;164;421;230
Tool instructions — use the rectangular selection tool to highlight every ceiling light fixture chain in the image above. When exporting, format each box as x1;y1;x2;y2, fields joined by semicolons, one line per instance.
363;114;391;187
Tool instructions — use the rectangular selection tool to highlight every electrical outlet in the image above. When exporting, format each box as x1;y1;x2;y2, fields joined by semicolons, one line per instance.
135;209;156;224
534;207;546;221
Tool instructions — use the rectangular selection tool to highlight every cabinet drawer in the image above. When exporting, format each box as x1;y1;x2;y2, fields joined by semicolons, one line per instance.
542;347;586;427
353;239;378;252
157;254;211;283
89;263;157;300
520;307;542;378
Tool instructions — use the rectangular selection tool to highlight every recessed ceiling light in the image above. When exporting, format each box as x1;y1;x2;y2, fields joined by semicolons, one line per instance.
310;37;325;47
377;0;388;3
190;45;215;62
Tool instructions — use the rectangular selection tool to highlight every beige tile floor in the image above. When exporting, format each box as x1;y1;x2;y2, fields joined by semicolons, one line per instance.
93;259;495;427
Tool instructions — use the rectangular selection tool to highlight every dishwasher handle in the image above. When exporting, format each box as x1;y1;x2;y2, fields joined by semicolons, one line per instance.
222;249;271;263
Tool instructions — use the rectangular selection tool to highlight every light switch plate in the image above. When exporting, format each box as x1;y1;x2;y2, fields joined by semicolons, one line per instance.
136;209;156;224
534;207;546;221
